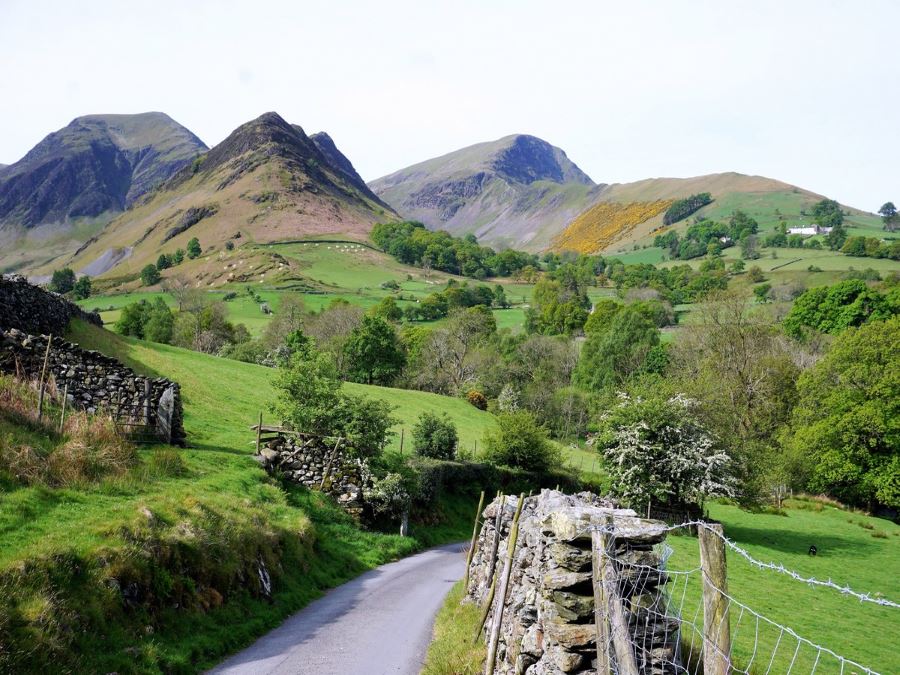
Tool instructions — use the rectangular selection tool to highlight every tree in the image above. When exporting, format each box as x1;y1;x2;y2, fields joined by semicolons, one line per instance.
144;298;174;343
483;411;560;472
525;277;590;335
187;237;201;259
826;224;847;251
746;265;765;283
371;296;403;322
49;268;76;294
596;392;736;508
173;248;185;264
116;300;151;338
753;283;772;303
72;276;92;300
271;350;396;457
812;199;844;229
343;315;406;385
408;307;496;394
412;412;458;459
879;201;898;231
156;253;172;270
782;279;896;338
782;317;899;509
739;234;759;260
574;307;659;392
140;264;161;286
670;291;800;502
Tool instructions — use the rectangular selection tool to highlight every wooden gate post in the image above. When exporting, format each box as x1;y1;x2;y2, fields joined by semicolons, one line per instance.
58;383;68;434
463;490;486;592
699;523;731;675
37;334;52;421
255;411;263;455
485;493;525;675
473;492;505;643
143;379;152;426
598;515;638;675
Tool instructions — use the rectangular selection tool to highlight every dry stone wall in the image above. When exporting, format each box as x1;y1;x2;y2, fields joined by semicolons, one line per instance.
467;490;678;674
0;274;101;335
0;275;184;444
0;328;185;445
256;436;367;516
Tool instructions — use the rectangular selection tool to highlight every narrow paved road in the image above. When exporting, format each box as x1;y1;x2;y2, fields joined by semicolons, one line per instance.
209;542;466;675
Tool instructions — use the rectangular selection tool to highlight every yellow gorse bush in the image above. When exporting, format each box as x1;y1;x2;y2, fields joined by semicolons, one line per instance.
552;199;673;254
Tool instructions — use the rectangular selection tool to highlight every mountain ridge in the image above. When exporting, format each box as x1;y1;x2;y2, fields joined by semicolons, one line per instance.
54;111;397;282
370;134;598;250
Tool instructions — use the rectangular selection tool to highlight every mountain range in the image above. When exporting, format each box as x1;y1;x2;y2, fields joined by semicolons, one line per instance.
0;110;874;281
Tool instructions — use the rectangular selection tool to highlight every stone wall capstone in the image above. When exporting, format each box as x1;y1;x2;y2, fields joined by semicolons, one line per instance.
467;490;678;674
0;328;186;445
0;274;102;335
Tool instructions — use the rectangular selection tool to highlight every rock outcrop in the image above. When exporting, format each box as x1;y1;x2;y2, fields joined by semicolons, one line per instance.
467;490;678;674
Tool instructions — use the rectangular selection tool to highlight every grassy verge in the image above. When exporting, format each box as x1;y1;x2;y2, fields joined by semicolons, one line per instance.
421;580;484;675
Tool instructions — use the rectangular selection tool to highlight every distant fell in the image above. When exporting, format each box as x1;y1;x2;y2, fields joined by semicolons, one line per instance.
0;112;206;227
370;134;599;250
58;112;396;282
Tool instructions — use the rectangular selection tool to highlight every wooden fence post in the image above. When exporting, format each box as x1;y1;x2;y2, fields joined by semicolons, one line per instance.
485;493;525;675
255;411;263;455
463;490;486;592
319;436;344;490
37;334;52;421
399;427;404;454
473;492;505;643
699;523;731;675
143;379;152;426
58;383;68;434
598;515;638;675
592;526;612;675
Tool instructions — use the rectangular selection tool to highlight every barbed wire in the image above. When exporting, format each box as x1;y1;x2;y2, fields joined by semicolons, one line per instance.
600;542;884;675
579;518;900;609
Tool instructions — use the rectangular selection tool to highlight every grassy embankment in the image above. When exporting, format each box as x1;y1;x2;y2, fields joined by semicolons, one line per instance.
0;320;504;673
422;498;899;674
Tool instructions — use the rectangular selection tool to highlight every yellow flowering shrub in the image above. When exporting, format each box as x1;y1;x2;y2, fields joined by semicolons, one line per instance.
552;200;673;254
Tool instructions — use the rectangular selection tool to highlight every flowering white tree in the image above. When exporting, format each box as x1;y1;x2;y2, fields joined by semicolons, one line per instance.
598;393;737;508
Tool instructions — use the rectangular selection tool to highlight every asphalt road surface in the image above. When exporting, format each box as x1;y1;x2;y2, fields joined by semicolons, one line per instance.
209;542;466;675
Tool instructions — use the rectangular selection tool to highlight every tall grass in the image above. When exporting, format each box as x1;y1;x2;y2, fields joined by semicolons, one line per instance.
0;374;137;486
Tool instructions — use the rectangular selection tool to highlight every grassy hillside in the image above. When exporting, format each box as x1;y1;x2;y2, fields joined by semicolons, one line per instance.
667;499;900;673
76;239;533;334
0;319;509;673
67;320;497;455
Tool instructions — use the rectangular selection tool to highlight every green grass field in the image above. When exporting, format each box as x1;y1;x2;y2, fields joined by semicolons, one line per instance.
666;499;899;673
422;497;899;674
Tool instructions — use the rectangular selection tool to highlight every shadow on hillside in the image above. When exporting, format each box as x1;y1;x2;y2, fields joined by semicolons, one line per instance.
722;522;882;559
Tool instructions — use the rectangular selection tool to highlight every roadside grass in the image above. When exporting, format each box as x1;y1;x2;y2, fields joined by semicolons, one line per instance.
421;580;484;675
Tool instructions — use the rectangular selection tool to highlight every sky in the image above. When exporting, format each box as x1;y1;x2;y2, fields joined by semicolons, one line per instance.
0;0;897;211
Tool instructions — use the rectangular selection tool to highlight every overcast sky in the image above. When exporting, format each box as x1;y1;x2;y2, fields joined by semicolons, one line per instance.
1;0;897;210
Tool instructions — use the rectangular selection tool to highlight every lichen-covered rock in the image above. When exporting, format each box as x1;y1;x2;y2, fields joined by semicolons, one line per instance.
465;490;679;674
